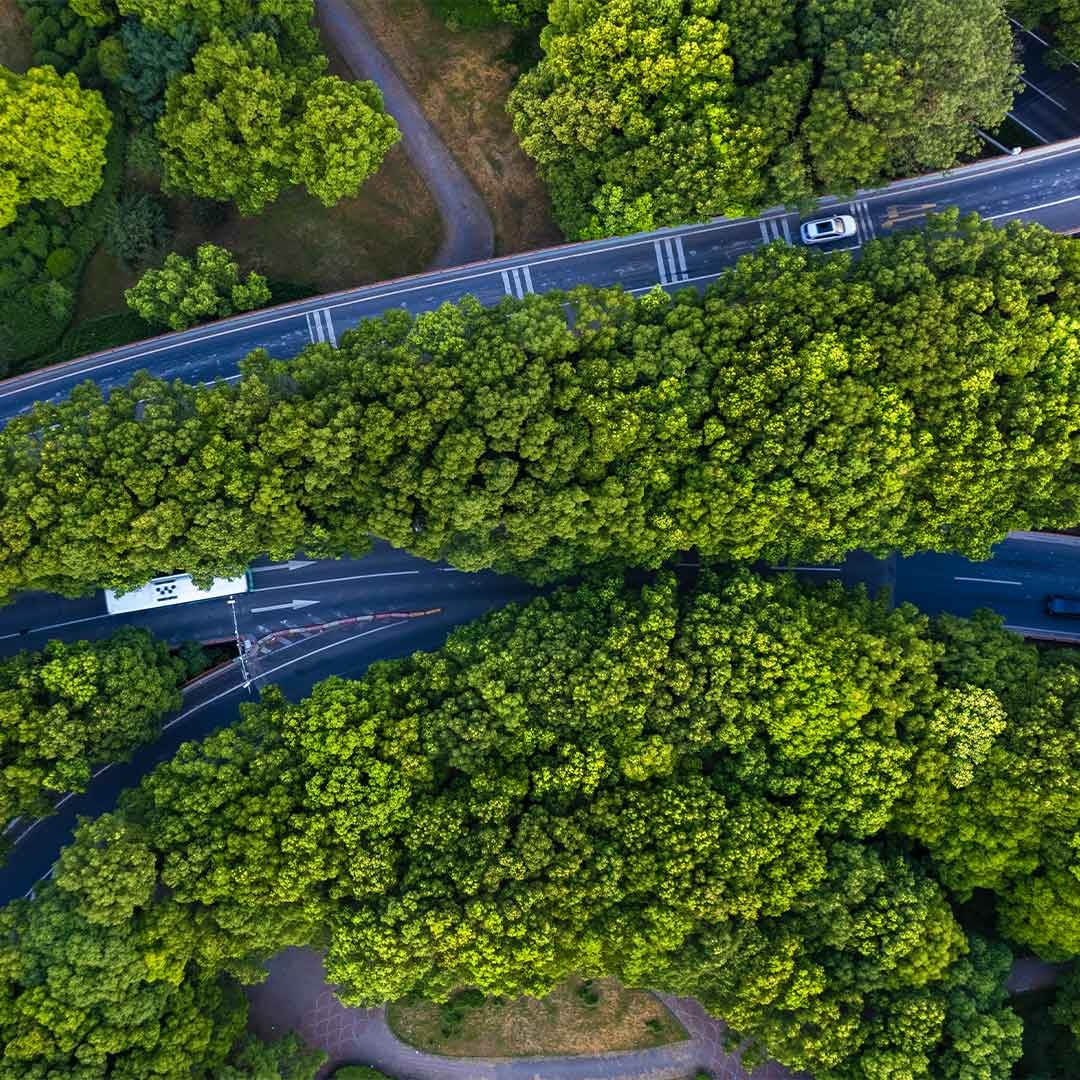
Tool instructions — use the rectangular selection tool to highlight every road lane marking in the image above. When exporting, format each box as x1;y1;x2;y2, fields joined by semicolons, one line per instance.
251;598;320;614
673;235;689;275
852;200;877;239
653;240;669;284
28;613;110;634
251;560;317;573
306;311;323;344
779;217;793;244
953;576;1023;585
521;265;534;293
1008;110;1050;143
987;192;1080;220
1010;16;1051;47
881;202;937;228
501;267;535;299
9;138;1080;405
1020;75;1068;110
319;309;337;347
758;220;770;244
252;568;422;593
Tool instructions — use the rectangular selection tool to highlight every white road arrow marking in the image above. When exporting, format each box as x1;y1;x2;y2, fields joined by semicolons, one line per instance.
250;599;321;614
251;560;317;573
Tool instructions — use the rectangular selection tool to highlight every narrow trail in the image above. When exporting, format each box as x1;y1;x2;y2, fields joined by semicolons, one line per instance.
317;0;496;269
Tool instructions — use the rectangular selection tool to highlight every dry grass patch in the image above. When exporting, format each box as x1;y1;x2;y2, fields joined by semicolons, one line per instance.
0;0;33;72
344;0;562;255
386;976;687;1058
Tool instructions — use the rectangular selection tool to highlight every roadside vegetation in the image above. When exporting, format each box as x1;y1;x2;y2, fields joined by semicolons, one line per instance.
0;628;201;831
2;213;1079;598
437;0;1019;239
348;0;559;253
387;977;686;1056
12;568;1080;1075
0;0;442;374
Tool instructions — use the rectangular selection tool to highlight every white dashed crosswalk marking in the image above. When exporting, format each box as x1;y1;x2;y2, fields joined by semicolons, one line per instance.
501;266;535;299
654;238;690;285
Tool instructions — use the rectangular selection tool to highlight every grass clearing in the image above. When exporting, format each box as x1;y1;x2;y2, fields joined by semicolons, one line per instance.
72;25;442;328
0;0;32;72
386;976;687;1058
345;0;562;255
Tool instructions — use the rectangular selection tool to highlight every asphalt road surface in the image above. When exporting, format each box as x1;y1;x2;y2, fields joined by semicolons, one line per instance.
5;139;1080;423
0;541;535;657
1010;18;1080;145
892;531;1080;642
0;556;538;903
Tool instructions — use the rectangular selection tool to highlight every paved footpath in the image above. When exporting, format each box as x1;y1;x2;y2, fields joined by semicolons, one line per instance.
246;948;803;1080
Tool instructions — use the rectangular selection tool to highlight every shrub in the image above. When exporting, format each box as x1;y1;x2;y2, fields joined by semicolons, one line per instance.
45;247;78;279
104;192;170;267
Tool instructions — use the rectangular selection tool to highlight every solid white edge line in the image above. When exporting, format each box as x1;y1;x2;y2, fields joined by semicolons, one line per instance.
987;192;1080;219
28;612;110;634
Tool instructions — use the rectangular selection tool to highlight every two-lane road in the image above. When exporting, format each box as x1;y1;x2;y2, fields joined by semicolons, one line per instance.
5;140;1080;423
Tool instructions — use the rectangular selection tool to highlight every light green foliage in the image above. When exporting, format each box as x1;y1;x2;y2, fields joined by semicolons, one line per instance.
217;1032;327;1079
125;241;271;329
4;214;1080;595
0;628;184;822
0;64;111;227
158;32;399;214
508;0;1018;237
0;572;1040;1078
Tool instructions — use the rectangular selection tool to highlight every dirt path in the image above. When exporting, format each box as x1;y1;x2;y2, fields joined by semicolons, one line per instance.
246;948;802;1080
316;0;495;269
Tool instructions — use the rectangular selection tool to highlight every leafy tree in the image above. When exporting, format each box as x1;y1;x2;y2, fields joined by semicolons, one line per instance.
508;0;1018;237
0;64;112;227
1010;0;1080;60
105;191;171;267
0;628;185;822
217;1032;327;1079
114;18;198;121
158;31;399;214
125;242;271;329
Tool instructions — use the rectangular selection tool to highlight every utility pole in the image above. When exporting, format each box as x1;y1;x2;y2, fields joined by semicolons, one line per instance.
227;597;253;690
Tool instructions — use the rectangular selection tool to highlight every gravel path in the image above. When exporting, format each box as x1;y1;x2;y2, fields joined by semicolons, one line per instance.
316;0;495;269
246;948;802;1080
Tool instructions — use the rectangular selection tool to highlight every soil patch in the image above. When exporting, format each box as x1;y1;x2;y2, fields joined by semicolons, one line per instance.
0;0;33;72
386;976;688;1058
346;0;562;255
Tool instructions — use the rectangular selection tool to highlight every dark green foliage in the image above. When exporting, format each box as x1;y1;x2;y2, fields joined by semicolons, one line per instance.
427;0;545;28
32;310;154;367
509;0;1019;237
115;17;197;121
218;1031;327;1079
1010;0;1080;61
0;121;124;369
104;191;170;267
331;1068;395;1080
0;628;185;822
4;214;1080;594
17;0;105;82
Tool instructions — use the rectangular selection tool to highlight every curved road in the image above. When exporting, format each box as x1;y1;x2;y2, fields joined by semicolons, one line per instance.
317;0;495;268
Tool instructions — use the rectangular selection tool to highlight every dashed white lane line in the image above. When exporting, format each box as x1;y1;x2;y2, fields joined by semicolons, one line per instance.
1008;110;1050;144
954;576;1023;585
252;569;422;594
1020;75;1068;111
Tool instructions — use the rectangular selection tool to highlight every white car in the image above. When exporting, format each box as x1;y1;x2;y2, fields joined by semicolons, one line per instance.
800;214;858;244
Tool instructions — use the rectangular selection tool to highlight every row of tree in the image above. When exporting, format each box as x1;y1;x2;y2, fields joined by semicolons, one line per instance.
2;213;1080;596
10;568;1080;1076
503;0;1018;238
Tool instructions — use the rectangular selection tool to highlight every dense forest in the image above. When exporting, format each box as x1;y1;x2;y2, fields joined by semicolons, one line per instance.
1;213;1079;597
5;570;1080;1077
504;0;1018;238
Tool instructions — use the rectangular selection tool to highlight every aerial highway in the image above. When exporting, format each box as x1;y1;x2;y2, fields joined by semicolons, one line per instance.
3;138;1080;423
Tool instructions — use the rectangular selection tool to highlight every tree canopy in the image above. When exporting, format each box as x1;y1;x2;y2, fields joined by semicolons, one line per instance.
507;0;1019;237
0;64;112;228
125;242;271;329
158;31;400;215
0;569;1041;1078
0;628;187;826
2;213;1080;597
